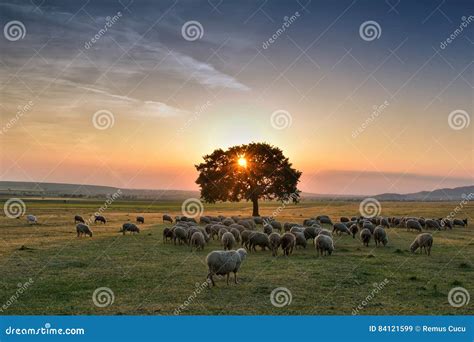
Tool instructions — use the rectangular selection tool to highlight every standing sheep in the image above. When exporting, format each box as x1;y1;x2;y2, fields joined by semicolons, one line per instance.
206;248;247;286
269;233;281;257
406;219;423;232
121;223;140;235
74;215;85;224
248;232;270;252
314;234;334;256
349;224;359;239
360;228;371;247
163;227;173;243
373;226;388;246
280;233;296;256
293;232;307;249
221;232;236;251
76;223;93;237
190;231;206;251
410;233;433;256
136;216;145;224
173;227;188;245
332;223;351;236
229;227;241;242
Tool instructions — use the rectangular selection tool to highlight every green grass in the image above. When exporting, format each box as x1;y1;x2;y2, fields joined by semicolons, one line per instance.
0;199;472;315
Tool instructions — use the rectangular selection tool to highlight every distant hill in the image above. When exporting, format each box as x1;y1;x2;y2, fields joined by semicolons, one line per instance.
374;185;474;201
0;181;472;201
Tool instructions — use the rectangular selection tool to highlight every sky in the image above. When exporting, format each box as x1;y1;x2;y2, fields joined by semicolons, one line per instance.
0;0;472;195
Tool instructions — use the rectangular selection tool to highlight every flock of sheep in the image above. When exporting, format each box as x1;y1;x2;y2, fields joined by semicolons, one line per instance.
70;212;468;287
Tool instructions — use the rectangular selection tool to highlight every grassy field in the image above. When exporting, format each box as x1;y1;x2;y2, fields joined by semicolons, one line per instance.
0;198;472;315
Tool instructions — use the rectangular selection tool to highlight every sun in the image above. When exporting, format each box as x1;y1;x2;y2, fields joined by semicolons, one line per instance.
237;156;247;168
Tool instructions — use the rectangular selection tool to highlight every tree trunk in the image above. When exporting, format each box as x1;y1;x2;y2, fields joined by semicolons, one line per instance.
252;197;259;217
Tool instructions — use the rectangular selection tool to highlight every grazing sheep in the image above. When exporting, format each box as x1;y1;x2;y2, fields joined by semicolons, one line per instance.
76;223;92;237
241;230;253;248
163;227;173;243
425;219;441;230
373;226;388;246
406;219;423;232
263;223;273;235
362;221;375;234
269;232;281;257
340;216;350;222
317;216;333;225
191;231;206;251
94;215;106;224
314;234;334;256
410;233;433;256
248;232;270;251
349;224;359;239
121;223;140;235
229;223;246;233
270;221;283;232
173;227;188;245
440;218;452;229
237;219;254;230
303;219;318;226
206;248;247;286
229;227;241;242
360;228;371;247
293;232;307;249
199;216;211;224
26;215;37;224
136;216;145;224
303;226;320;240
74;215;85;224
218;227;230;240
222;218;234;226
452;218;468;227
318;229;333;238
221;232;236;250
253;216;264;225
280;233;296;256
284;222;299;231
162;214;173;223
290;226;305;235
380;217;390;229
332;223;351;236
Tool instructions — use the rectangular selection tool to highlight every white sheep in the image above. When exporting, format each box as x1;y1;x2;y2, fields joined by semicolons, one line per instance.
206;248;247;286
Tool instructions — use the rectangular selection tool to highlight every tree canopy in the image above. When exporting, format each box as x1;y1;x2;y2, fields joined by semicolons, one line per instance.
195;142;302;216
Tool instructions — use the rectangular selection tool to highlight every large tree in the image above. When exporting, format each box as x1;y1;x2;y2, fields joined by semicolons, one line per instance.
195;142;302;216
